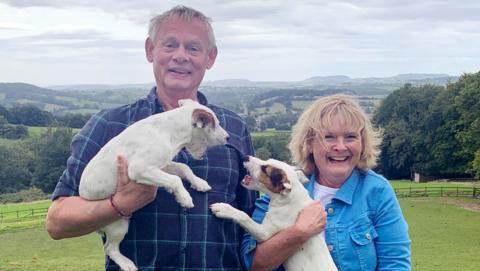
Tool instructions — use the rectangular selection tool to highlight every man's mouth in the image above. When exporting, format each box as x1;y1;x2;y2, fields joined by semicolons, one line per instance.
168;68;191;75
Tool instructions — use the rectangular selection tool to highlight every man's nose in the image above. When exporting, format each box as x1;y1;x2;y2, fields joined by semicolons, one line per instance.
173;47;189;63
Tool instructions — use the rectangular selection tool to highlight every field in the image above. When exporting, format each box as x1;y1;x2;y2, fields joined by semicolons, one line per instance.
0;182;479;270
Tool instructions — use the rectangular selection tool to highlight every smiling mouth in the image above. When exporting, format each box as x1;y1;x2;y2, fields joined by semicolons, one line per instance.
328;156;350;162
168;68;191;75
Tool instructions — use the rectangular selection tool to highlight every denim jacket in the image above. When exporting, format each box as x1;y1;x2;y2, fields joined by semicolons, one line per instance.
241;169;411;271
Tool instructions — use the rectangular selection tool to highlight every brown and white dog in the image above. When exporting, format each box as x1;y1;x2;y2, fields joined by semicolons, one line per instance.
79;99;229;271
211;156;337;271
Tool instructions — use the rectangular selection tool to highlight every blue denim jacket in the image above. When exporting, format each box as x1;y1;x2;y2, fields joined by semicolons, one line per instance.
241;169;411;271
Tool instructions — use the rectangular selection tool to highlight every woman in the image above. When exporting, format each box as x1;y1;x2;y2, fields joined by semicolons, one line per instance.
241;94;411;271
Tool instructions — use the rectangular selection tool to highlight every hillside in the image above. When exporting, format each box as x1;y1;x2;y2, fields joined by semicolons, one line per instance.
0;74;458;118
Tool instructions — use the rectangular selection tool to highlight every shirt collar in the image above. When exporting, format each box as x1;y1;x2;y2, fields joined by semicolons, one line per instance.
147;86;209;113
307;169;361;205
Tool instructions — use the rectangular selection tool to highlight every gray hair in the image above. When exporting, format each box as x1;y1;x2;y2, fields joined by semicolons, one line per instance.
148;5;216;51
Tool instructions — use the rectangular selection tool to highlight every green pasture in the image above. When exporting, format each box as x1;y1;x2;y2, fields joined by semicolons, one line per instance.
0;200;50;213
0;227;104;271
0;200;50;233
390;180;478;188
0;184;479;270
292;100;313;110
251;129;291;137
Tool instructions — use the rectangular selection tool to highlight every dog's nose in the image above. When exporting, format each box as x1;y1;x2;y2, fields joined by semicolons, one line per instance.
243;155;250;162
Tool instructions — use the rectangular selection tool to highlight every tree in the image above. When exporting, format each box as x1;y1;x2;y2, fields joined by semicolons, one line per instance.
29;127;74;193
8;104;53;126
55;113;91;128
373;84;443;178
252;133;291;162
0;142;33;193
0;105;10;121
473;150;480;178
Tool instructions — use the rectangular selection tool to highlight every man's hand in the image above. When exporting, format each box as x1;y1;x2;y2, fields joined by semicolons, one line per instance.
111;155;158;216
293;200;327;240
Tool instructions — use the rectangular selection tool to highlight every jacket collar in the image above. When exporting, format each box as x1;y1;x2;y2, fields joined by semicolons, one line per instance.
307;169;362;205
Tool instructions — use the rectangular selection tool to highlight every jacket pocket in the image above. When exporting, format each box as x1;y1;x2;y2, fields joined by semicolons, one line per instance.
348;218;378;270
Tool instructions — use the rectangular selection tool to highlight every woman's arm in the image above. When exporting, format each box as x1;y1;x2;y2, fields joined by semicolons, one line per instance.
251;201;327;271
374;183;411;270
241;197;326;271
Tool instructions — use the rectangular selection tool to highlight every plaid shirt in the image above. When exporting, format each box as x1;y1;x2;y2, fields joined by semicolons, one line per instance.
52;87;257;271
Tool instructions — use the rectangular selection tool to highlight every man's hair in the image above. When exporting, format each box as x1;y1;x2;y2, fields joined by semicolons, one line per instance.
148;5;216;51
289;94;382;174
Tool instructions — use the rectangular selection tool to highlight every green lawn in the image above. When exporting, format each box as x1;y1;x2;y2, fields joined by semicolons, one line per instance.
0;187;479;270
400;197;480;270
0;200;50;213
0;227;104;271
390;180;477;188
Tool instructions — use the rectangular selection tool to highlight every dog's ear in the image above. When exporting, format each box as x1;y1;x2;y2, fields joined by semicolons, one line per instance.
192;109;215;129
263;166;292;195
295;169;309;184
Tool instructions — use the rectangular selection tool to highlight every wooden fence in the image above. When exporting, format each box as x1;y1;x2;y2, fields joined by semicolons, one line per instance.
0;207;48;232
395;187;480;198
0;187;478;230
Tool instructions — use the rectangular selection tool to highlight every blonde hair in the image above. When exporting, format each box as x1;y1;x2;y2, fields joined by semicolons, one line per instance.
148;5;216;51
289;94;382;174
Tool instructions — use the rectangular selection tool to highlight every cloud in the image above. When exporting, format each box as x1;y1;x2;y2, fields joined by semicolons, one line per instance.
0;0;479;85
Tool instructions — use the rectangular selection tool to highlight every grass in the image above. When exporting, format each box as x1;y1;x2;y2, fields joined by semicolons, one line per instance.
0;184;479;270
0;200;51;233
400;197;480;270
0;227;104;271
0;200;51;213
390;180;477;188
251;129;291;137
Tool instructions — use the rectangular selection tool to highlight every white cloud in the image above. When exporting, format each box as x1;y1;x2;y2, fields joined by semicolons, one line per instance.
0;0;479;85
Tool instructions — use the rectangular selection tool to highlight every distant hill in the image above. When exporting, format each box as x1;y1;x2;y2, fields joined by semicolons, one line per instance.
0;73;459;116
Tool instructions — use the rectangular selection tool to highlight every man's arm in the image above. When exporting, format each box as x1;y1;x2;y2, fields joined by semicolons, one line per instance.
46;156;157;239
251;201;327;271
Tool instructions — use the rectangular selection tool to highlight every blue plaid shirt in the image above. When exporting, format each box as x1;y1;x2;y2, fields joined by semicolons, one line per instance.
52;87;257;271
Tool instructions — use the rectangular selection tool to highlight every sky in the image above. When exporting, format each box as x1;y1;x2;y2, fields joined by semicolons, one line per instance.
0;0;479;86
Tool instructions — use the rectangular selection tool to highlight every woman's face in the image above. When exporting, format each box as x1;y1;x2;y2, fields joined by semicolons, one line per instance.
310;114;363;188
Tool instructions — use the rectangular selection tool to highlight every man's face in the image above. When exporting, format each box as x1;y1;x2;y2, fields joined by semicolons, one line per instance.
146;16;217;95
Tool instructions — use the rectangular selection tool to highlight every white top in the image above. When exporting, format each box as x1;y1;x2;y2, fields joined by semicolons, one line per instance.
313;181;339;238
313;181;339;207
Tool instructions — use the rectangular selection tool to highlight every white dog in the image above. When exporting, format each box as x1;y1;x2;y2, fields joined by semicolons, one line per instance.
211;156;337;271
79;99;229;271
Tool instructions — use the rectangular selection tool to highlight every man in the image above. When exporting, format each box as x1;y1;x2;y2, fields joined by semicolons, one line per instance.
46;5;257;270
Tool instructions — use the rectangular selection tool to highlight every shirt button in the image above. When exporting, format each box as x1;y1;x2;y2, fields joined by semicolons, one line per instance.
365;233;372;240
328;245;334;252
327;208;334;214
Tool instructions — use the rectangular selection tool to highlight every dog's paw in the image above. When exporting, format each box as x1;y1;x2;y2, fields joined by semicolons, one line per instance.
191;177;212;192
210;203;237;219
176;191;194;208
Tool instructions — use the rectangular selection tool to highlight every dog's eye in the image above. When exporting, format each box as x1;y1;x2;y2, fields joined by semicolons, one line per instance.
260;165;268;174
